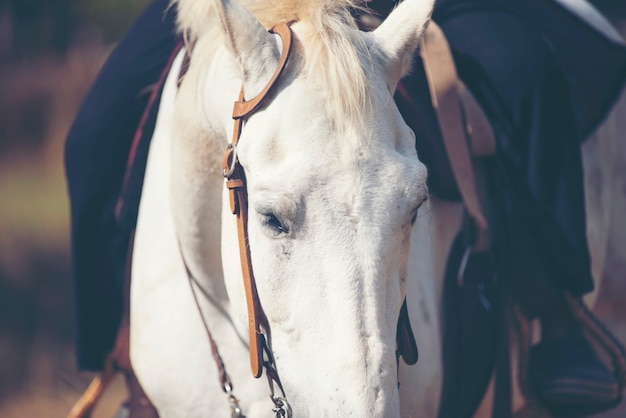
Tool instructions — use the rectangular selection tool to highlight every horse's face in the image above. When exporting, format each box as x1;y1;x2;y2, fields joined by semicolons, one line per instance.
237;81;428;416
216;0;433;416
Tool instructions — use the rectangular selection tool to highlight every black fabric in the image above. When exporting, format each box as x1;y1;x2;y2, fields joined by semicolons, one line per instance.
395;1;626;295
433;0;626;144
489;0;626;141
488;180;514;418
436;9;595;295
438;231;499;418
64;0;180;370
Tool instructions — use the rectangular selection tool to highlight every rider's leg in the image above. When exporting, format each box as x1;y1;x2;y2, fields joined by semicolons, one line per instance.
436;8;619;409
65;0;179;371
438;9;592;292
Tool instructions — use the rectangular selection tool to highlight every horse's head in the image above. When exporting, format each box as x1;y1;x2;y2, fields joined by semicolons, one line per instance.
174;0;432;415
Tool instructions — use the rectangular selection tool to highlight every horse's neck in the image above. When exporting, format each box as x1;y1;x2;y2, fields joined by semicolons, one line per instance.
169;46;240;304
132;63;266;412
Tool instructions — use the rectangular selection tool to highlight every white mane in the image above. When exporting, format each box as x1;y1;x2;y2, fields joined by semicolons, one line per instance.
172;0;373;132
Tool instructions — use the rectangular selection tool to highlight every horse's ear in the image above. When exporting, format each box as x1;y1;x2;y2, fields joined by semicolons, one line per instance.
216;0;280;95
372;0;435;91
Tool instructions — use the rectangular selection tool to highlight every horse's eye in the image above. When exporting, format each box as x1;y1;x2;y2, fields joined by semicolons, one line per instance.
261;212;289;235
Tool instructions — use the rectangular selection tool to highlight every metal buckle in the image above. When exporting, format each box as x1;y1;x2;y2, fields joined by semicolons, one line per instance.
457;244;473;288
225;383;246;418
223;143;238;178
271;395;292;418
457;244;492;311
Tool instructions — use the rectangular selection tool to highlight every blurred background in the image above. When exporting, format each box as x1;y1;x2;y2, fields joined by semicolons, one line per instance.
0;1;625;417
0;1;148;416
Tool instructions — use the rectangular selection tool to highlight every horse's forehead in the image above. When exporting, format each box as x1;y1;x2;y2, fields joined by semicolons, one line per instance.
238;55;422;198
246;76;402;151
246;135;424;214
243;94;419;184
245;116;403;176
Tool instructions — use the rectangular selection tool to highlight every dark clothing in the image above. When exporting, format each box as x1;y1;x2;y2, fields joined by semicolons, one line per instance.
65;0;179;370
395;1;626;296
437;3;626;295
441;10;594;293
435;0;626;142
66;0;626;369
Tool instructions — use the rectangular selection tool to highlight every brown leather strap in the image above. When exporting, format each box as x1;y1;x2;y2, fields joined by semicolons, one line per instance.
182;256;235;392
67;356;118;418
232;22;293;120
223;22;293;380
226;167;267;378
459;84;496;157
420;22;490;232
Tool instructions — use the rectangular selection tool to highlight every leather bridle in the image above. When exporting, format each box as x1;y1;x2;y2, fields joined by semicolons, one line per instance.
222;21;292;380
220;21;293;417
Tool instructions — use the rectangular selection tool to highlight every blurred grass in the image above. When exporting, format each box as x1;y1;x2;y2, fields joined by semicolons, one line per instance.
0;44;109;415
0;45;110;274
0;158;69;247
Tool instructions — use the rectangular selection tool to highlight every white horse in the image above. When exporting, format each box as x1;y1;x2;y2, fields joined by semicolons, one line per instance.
130;0;447;417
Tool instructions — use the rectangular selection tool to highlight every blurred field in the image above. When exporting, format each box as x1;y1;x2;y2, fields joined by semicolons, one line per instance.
1;1;148;415
0;2;625;418
0;44;122;417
